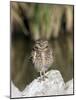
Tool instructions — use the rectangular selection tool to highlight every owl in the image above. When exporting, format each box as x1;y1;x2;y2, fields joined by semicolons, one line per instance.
31;39;53;81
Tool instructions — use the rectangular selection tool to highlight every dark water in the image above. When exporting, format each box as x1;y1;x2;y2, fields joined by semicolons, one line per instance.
11;34;73;91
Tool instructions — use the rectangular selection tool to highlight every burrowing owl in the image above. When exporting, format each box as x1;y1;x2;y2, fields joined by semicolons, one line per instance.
31;39;53;81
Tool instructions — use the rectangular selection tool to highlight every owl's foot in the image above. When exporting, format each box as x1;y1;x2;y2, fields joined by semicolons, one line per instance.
38;75;48;82
38;71;48;82
38;77;43;82
42;75;48;81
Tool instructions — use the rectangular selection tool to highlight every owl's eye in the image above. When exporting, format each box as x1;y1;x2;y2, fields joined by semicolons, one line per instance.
33;46;38;50
46;46;48;48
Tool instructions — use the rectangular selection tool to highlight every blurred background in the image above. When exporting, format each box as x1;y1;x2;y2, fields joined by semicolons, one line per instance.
11;2;74;91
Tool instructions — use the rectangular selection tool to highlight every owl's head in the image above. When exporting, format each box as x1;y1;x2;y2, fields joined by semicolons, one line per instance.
34;39;49;51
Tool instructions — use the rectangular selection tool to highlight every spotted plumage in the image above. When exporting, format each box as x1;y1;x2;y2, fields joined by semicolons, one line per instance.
31;39;53;81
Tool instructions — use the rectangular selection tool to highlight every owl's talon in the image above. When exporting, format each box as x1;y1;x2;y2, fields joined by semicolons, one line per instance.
42;75;48;81
38;75;48;82
38;77;43;82
44;75;48;79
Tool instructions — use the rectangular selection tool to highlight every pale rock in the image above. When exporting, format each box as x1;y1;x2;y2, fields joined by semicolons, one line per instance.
22;70;65;97
11;70;73;98
11;82;22;98
65;79;73;94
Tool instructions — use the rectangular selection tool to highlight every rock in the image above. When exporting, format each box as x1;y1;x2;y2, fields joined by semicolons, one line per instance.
11;81;22;98
22;70;65;97
65;79;73;94
11;70;73;98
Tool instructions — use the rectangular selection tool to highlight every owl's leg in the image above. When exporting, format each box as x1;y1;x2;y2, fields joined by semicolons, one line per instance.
38;71;48;82
38;71;44;82
43;70;48;79
40;71;43;79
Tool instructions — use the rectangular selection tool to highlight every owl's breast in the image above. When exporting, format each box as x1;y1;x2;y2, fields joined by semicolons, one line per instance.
32;49;53;72
34;52;44;71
